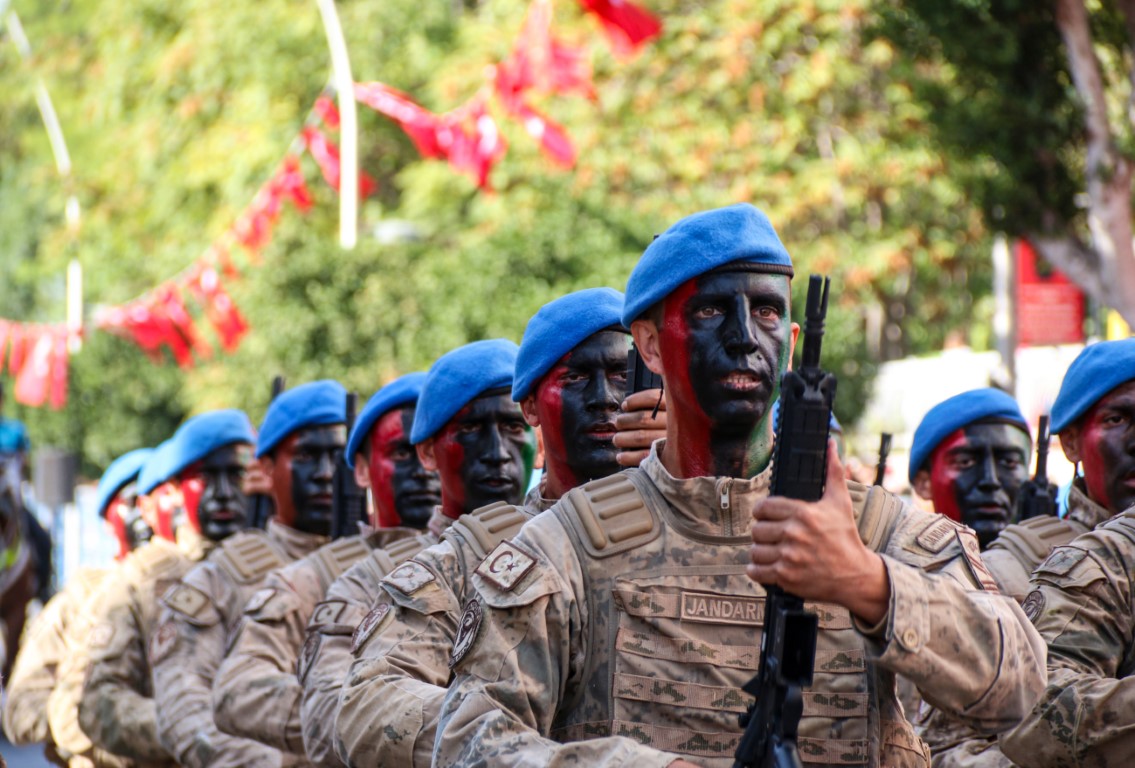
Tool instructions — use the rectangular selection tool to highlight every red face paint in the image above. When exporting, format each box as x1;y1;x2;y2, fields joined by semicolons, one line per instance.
927;429;966;523
106;494;132;560
179;461;204;534
535;363;580;499
368;409;405;528
432;420;468;520
1075;381;1135;514
150;481;182;541
659;279;715;477
269;434;298;528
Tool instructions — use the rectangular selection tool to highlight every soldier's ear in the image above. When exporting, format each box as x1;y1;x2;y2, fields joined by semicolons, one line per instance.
631;319;664;376
912;469;933;501
787;322;801;370
1058;427;1083;464
416;440;439;472
353;458;370;489
520;395;541;428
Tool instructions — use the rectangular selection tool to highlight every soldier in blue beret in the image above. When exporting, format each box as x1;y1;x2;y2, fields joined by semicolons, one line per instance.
436;204;1044;768
908;388;1032;549
97;448;155;560
345;372;440;530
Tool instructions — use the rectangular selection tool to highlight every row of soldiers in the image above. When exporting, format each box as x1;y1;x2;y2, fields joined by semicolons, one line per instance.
2;202;1134;767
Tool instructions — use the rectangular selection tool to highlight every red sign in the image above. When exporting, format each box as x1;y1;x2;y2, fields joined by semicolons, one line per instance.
1016;239;1086;346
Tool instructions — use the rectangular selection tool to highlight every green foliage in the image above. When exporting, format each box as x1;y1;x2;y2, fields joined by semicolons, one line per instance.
1;0;999;474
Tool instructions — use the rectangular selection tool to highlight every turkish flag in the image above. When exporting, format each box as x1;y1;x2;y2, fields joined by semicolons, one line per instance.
186;264;249;352
0;320;8;375
515;103;576;167
355;82;446;159
49;328;69;410
302;126;378;198
14;327;53;407
578;0;662;57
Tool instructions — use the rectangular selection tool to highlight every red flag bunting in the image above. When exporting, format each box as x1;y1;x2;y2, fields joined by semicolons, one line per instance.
301;125;378;199
49;328;69;410
577;0;662;58
0;320;8;376
185;264;249;352
13;328;53;408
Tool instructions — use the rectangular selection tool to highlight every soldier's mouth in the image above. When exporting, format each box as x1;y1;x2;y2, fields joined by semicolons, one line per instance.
721;370;764;392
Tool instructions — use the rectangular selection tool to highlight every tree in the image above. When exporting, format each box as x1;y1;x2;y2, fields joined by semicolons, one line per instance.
873;0;1135;326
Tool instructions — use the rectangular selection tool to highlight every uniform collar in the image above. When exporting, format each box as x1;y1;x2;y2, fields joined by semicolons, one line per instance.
524;482;556;515
427;507;456;539
266;518;330;560
639;439;772;540
1066;477;1114;530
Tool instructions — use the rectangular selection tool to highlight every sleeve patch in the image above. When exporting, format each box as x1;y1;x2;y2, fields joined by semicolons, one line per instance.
1038;546;1089;577
163;583;211;618
310;600;346;627
449;599;483;668
149;621;178;665
1022;590;1046;623
382;561;436;595
475;540;538;593
915;516;959;553
243;587;276;614
297;632;321;684
957;529;1000;593
351;603;392;654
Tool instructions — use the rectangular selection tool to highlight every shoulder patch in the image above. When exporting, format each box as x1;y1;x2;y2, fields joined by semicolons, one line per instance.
162;583;211;618
297;632;321;684
1038;546;1090;578
450;599;483;668
915;516;959;554
957;529;1000;592
244;587;276;614
149;621;178;665
310;600;346;627
89;623;115;650
351;603;392;654
383;561;436;595
1022;590;1046;623
475;539;538;592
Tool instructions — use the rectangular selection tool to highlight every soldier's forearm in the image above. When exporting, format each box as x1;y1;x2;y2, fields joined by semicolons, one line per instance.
79;686;169;762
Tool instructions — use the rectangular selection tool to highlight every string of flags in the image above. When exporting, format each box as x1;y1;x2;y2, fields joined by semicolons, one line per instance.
0;0;661;409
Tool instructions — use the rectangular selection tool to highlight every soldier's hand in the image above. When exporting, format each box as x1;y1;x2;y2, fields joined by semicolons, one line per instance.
614;388;667;467
747;442;890;626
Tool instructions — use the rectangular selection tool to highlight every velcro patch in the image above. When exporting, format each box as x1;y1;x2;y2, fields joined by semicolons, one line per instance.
163;583;210;618
149;621;178;665
957;530;1000;593
1039;547;1089;577
297;632;321;684
383;561;436;595
475;540;538;592
351;603;391;654
310;600;346;627
244;587;276;614
89;623;115;650
916;516;958;554
450;599;483;668
1022;589;1046;623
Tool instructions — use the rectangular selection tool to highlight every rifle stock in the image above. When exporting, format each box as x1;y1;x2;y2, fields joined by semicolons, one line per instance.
873;433;892;487
1016;415;1057;521
734;275;836;768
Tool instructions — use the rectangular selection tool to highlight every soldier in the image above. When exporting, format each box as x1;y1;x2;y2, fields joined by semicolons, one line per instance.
335;289;638;766
435;204;1045;768
2;448;150;765
995;338;1135;767
152;381;345;768
78;411;256;766
211;373;440;762
909;388;1032;552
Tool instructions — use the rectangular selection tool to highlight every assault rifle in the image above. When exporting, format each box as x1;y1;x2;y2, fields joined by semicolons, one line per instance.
873;433;892;487
735;275;836;768
249;375;285;529
1016;415;1058;521
626;343;663;396
331;392;367;539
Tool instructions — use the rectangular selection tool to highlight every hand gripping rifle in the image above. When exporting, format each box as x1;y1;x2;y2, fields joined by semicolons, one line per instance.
1016;415;1058;521
873;433;892;487
331;392;367;539
249;375;285;530
734;275;836;768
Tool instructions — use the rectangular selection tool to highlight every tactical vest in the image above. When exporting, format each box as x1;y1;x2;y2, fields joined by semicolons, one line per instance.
983;516;1094;601
308;534;380;596
213;530;290;586
441;501;534;603
542;470;920;767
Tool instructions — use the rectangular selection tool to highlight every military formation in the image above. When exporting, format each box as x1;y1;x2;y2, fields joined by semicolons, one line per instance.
2;203;1134;767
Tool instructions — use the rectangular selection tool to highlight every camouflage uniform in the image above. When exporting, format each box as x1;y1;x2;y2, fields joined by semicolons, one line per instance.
334;490;550;767
3;568;107;764
77;530;212;766
210;527;419;760
914;478;1111;767
436;444;1046;768
152;520;327;768
999;508;1135;767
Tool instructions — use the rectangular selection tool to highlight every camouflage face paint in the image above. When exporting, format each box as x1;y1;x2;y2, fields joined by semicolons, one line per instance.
1077;381;1135;514
367;406;440;529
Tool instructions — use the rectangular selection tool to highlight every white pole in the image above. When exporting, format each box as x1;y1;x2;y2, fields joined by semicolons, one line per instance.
313;0;358;249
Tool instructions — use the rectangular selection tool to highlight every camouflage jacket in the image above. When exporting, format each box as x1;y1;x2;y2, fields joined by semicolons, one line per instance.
999;508;1135;767
3;568;106;750
78;532;211;765
436;443;1046;768
335;490;550;767
211;526;419;759
915;479;1111;767
152;520;327;768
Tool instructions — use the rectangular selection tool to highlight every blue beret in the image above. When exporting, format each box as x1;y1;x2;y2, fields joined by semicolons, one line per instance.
138;439;179;496
1051;339;1135;433
256;380;347;458
96;448;153;518
622;203;794;326
345;372;428;469
169;409;256;479
512;288;627;402
411;339;519;444
909;388;1028;483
